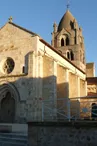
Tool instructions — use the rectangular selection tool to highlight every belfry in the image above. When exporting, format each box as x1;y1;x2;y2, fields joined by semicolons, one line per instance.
52;9;86;72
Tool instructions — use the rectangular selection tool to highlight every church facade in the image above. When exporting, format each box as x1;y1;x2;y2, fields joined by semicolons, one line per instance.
0;9;92;123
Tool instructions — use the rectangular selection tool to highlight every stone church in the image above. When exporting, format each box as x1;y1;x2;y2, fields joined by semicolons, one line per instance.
0;9;95;125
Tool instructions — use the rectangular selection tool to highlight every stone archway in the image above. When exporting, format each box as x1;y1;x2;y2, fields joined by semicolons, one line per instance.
0;82;20;123
0;92;15;123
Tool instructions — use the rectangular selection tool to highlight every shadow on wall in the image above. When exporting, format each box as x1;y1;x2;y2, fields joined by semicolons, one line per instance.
0;74;70;124
0;51;80;123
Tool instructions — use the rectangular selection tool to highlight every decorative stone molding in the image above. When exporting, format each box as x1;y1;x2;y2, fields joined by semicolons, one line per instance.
0;81;20;102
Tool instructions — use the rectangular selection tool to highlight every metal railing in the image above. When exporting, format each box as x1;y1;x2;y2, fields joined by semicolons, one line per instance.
42;97;97;121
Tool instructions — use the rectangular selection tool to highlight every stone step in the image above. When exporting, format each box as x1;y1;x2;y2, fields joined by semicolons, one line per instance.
0;132;28;146
0;137;28;143
0;141;27;146
0;133;27;139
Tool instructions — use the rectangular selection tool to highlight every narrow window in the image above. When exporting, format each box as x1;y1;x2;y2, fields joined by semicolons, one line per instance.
67;52;70;59
61;38;64;46
70;21;74;29
75;37;76;44
22;66;25;73
66;37;69;46
71;51;74;60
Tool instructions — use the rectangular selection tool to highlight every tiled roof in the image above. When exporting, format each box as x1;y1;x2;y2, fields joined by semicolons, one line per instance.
40;38;85;74
87;77;97;85
58;10;78;31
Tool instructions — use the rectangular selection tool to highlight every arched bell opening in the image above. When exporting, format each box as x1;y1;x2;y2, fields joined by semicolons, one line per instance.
61;38;65;47
66;37;69;46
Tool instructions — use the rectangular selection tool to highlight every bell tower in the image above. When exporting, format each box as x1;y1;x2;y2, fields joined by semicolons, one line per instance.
51;9;86;72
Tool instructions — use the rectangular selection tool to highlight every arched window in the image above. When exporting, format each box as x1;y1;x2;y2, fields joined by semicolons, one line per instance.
91;103;97;118
67;50;74;61
22;66;25;73
75;37;76;44
71;51;74;60
70;21;74;29
67;52;70;59
66;37;69;46
61;38;64;46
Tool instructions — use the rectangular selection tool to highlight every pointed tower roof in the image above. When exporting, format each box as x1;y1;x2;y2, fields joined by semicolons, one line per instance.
58;10;78;31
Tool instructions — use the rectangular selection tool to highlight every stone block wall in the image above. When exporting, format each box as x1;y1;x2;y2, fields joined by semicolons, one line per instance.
80;98;97;119
0;23;37;76
42;55;54;100
42;55;57;120
57;64;68;120
80;79;86;97
86;63;95;77
0;22;87;123
28;123;97;146
57;64;67;98
69;72;78;98
0;23;39;123
70;100;80;119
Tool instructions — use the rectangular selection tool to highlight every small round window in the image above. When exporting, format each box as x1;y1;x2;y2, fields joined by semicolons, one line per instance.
2;57;15;74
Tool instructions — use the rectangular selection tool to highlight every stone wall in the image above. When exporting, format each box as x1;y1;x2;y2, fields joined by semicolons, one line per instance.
80;98;97;119
0;23;38;123
42;55;54;100
86;63;95;77
57;65;68;119
28;122;97;146
0;23;37;76
57;64;67;98
0;52;36;123
42;55;57;120
69;72;78;98
80;79;86;97
70;100;80;119
0;22;87;123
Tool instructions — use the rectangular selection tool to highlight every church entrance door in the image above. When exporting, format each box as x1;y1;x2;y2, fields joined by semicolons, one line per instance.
0;92;15;123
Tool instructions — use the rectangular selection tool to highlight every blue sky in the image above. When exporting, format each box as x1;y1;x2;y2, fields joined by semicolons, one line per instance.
0;0;97;74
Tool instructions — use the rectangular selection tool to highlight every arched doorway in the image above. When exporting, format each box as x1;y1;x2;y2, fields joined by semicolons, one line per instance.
0;82;19;123
91;103;97;119
0;92;15;123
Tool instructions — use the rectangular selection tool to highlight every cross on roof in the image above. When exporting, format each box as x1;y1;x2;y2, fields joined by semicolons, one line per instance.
8;16;13;22
67;0;70;10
